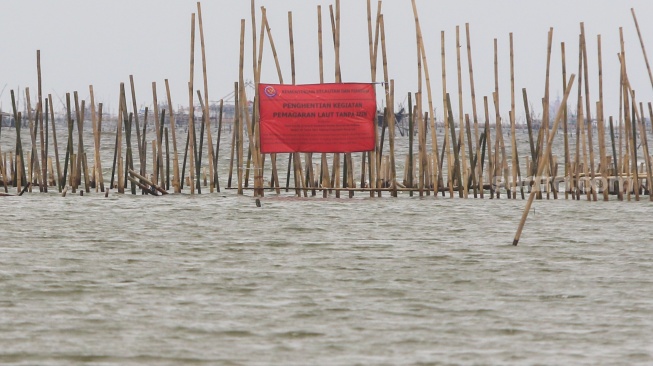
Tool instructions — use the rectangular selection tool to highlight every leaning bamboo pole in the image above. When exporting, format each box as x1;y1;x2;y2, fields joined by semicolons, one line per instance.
621;54;651;199
631;8;653;103
514;75;576;246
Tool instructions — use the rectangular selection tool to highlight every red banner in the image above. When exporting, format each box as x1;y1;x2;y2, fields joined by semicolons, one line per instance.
258;83;377;153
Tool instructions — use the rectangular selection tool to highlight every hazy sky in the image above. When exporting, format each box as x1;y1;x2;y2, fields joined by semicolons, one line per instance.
2;0;653;122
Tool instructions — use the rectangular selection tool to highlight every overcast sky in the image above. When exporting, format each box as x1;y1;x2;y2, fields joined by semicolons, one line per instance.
2;0;653;122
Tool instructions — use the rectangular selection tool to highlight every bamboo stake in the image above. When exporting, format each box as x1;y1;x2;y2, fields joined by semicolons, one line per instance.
47;94;63;192
514;75;576;246
25;89;42;192
465;23;480;197
10;91;26;189
509;33;522;199
580;24;597;201
621;55;650;199
378;14;390;197
189;14;197;195
319;5;331;197
214;99;224;192
578;95;590;201
560;42;570;199
37;51;46;193
197;2;215;193
483;96;494;198
389;80;397;196
609;117;622;200
441;31;453;197
164;80;181;192
89;87;102;192
63;93;74;191
288;11;305;197
237;20;248;196
631;8;653;102
446;94;463;197
140;107;148;178
73;92;89;192
129;76;143;176
597;35;609;201
456;26;468;198
636;101;652;199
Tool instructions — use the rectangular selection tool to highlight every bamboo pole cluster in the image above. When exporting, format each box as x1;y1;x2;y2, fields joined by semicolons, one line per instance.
2;3;653;210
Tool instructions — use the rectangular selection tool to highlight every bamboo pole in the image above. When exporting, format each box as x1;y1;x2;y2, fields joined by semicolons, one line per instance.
483;96;493;198
73;92;89;192
465;23;480;197
288;11;305;197
151;83;165;189
377;14;391;197
89;86;103;192
37;51;46;193
514;75;576;246
214;99;224;192
197;2;215;193
596;35;609;201
188;13;197;194
560;42;570;199
446;94;463;197
237;19;246;195
48;94;61;192
609;117;622;200
228;82;238;189
140;107;148;178
164;80;181;192
318;5;331;197
129;76;143;177
580;24;597;201
621;55;650;199
636;102;652;198
509;33;522;199
456;26;468;198
441;31;453;197
63;93;74;191
410;0;441;197
631;8;653;102
389;80;397;196
10;91;26;189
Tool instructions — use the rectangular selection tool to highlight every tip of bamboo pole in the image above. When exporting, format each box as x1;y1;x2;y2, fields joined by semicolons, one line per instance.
256;198;261;207
512;239;519;246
